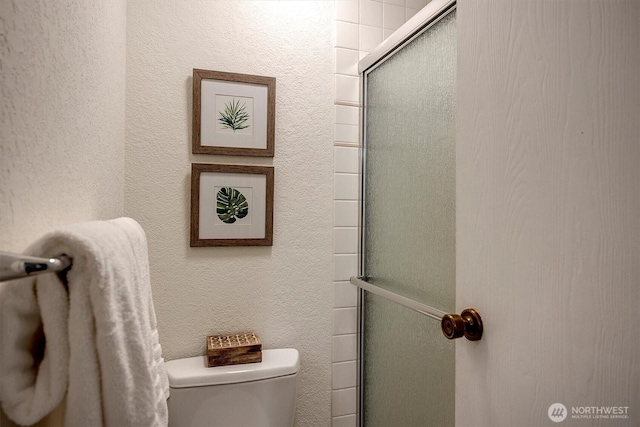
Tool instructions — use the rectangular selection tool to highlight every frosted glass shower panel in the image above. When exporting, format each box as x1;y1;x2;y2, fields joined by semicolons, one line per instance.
362;9;456;427
364;11;457;311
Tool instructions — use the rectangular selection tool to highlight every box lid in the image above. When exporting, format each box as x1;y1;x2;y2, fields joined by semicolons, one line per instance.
207;332;261;356
166;348;299;388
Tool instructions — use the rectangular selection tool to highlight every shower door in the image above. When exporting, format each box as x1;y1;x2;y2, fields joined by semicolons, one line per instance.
355;2;457;425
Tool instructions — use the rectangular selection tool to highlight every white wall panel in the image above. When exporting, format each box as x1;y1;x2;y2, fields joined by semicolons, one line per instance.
457;1;640;425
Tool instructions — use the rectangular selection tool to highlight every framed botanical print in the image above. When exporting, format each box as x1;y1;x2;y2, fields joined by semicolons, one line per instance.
190;163;274;246
192;69;276;157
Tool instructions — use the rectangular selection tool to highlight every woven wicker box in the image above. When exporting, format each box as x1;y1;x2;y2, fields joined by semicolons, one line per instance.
206;332;262;367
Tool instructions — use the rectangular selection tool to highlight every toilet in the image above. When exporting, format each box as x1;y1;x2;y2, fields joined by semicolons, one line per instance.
165;348;299;427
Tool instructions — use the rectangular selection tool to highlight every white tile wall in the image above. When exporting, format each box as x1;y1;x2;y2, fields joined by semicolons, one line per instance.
333;254;357;281
359;25;383;52
334;124;359;144
333;0;420;424
332;307;358;335
406;0;428;10
334;201;359;227
334;173;359;199
332;414;358;427
332;334;358;362
335;106;359;126
334;146;359;173
335;48;360;76
332;388;358;417
334;281;358;307
335;75;360;104
334;227;359;253
332;360;358;389
383;3;406;30
336;21;359;49
359;1;383;27
336;0;359;23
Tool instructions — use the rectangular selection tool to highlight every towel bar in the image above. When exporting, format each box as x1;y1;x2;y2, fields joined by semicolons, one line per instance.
351;276;483;341
0;251;72;282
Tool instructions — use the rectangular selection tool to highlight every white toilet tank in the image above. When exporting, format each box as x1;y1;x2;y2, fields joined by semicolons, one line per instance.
166;348;299;427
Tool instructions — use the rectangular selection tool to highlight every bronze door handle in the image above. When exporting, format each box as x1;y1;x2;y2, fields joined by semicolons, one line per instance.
441;308;483;341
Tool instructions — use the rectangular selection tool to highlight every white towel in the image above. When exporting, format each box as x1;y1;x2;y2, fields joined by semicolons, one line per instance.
0;217;169;427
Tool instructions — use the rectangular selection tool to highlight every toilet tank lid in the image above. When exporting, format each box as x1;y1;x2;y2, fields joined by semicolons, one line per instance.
165;348;300;388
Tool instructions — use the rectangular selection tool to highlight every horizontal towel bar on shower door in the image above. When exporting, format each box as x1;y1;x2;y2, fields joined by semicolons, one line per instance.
350;276;447;321
0;251;72;282
350;276;484;341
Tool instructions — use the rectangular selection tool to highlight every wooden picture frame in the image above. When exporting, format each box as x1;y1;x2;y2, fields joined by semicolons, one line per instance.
192;69;276;157
190;163;274;247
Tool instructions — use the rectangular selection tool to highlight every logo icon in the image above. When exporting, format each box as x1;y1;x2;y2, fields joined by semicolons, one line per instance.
548;403;568;423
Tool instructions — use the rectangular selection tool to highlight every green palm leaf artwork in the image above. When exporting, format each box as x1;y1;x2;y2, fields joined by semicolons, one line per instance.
216;187;249;224
218;98;250;132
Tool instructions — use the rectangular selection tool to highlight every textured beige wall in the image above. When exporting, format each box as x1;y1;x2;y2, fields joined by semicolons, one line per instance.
124;1;334;426
0;1;127;426
0;0;127;252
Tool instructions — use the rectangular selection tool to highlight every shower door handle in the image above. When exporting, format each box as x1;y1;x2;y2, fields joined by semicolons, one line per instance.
441;308;483;341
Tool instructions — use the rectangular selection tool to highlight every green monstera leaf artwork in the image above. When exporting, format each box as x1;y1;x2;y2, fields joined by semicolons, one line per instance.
216;187;249;224
218;98;250;132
